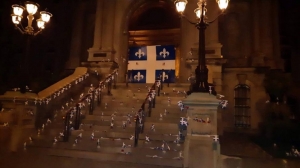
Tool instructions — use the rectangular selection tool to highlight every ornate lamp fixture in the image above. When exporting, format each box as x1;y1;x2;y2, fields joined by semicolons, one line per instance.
174;0;229;92
11;1;52;36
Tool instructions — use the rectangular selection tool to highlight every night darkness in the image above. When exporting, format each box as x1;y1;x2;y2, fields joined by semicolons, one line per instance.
0;0;82;94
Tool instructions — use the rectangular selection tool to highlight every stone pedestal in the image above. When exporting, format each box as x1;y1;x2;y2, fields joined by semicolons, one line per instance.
81;61;118;77
87;48;115;62
182;93;222;168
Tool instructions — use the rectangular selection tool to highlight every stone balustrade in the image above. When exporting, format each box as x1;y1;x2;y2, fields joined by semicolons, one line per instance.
0;61;118;151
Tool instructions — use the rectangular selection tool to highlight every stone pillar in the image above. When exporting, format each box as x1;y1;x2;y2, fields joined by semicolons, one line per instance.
251;0;265;67
259;0;277;68
66;2;86;69
206;0;221;45
271;0;283;69
88;0;116;61
182;93;222;168
92;0;104;49
252;0;260;54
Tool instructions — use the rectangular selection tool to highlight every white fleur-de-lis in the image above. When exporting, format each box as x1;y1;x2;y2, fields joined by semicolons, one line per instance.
159;48;170;58
135;49;145;59
134;72;144;81
160;71;168;82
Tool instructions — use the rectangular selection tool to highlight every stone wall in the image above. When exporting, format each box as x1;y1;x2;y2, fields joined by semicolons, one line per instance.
219;0;282;69
222;68;267;130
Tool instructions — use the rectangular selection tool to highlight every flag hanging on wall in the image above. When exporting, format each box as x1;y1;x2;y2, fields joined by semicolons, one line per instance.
127;45;176;83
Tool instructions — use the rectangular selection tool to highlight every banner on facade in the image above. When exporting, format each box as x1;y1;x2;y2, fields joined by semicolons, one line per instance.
127;45;176;83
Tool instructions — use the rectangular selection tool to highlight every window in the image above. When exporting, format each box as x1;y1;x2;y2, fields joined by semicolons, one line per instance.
234;84;250;128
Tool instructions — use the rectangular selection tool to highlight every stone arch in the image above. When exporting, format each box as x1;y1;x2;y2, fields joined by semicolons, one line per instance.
121;0;180;46
121;0;152;34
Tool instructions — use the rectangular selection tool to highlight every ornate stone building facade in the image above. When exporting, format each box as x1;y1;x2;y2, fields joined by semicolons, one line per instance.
66;0;283;131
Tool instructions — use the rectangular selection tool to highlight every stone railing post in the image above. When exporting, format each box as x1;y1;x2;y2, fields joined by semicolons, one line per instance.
63;112;71;142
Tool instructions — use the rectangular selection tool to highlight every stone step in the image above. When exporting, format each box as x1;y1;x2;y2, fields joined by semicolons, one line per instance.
144;117;180;123
146;112;182;118
28;147;183;167
28;138;183;155
142;130;179;136
80;125;135;133
143;122;178;129
27;141;182;159
85;115;133;121
70;129;179;142
71;130;133;139
138;133;179;142
81;120;135;126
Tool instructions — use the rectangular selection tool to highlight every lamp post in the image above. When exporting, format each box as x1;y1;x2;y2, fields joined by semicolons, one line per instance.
174;0;229;92
11;1;52;93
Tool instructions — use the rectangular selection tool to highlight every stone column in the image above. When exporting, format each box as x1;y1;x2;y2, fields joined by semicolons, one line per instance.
251;0;265;66
203;0;222;59
252;0;260;54
88;0;116;61
101;0;116;52
206;0;220;45
259;0;276;68
271;0;283;69
92;0;104;49
66;2;86;69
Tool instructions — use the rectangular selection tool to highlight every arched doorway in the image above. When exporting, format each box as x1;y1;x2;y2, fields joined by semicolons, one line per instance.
128;0;180;46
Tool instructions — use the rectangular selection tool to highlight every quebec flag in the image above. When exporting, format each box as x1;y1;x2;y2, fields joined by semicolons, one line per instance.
128;45;175;83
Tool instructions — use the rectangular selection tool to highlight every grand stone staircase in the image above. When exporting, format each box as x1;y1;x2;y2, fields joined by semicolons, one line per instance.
20;83;189;168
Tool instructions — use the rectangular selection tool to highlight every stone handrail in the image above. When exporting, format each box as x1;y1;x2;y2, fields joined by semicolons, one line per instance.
38;67;88;99
0;67;88;103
